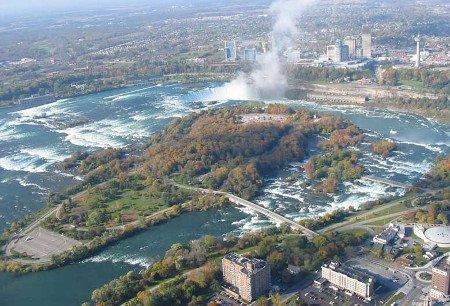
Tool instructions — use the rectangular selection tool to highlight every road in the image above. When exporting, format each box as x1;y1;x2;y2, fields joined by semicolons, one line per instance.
172;182;319;239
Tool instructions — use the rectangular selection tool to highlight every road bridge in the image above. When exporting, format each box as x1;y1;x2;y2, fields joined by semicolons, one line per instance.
173;183;319;239
362;175;411;189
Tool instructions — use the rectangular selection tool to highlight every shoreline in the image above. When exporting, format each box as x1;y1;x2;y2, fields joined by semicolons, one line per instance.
1;77;448;124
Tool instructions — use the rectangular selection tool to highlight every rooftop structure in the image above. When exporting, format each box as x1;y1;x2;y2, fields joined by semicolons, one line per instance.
414;225;450;248
222;253;271;302
373;227;397;245
321;261;375;298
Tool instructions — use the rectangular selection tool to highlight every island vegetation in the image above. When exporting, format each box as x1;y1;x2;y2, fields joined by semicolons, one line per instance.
0;104;367;271
372;140;397;158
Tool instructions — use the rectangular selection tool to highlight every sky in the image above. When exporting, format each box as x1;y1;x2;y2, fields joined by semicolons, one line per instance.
0;0;210;18
0;0;270;18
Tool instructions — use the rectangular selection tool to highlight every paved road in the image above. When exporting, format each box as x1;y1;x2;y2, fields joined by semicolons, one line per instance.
173;182;319;239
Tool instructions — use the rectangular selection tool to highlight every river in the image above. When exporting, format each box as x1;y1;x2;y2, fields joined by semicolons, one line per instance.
0;82;448;305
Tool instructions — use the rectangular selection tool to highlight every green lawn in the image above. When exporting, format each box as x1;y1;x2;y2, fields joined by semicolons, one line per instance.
399;79;426;90
106;189;168;217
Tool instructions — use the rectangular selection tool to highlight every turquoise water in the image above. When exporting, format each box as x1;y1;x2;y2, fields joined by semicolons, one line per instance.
0;83;448;305
0;208;247;306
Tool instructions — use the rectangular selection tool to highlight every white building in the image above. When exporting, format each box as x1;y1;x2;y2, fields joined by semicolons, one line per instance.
321;262;375;298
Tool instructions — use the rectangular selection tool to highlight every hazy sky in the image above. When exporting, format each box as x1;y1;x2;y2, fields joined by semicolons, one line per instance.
0;0;194;17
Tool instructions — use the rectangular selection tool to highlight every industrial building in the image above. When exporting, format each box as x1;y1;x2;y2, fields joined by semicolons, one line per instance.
222;253;271;302
321;261;375;298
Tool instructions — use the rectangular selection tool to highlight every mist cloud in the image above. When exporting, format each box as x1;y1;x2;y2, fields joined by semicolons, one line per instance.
210;0;315;101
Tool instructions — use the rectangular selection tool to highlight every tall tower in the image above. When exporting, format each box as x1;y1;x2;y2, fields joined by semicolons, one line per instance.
415;35;421;68
344;37;357;59
224;41;237;61
361;25;372;58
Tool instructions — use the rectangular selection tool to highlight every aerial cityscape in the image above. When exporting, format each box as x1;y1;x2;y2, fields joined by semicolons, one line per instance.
0;0;448;305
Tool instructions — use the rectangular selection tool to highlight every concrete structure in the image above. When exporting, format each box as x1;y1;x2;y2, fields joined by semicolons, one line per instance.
243;48;257;61
415;35;421;68
362;25;372;58
222;253;271;302
430;256;450;299
174;183;319;239
362;175;411;189
414;225;450;248
224;41;237;61
321;261;375;298
344;37;357;59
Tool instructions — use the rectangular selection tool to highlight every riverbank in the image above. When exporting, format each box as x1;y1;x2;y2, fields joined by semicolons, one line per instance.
287;82;449;124
0;193;232;273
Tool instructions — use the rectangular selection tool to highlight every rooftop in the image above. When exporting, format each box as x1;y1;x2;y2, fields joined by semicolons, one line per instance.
434;256;450;272
375;228;397;243
324;262;374;283
224;253;268;275
424;226;450;245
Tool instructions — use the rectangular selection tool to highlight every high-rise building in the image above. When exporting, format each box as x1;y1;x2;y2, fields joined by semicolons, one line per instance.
430;256;450;299
222;253;271;302
362;25;372;58
243;48;257;61
415;35;421;68
321;261;375;298
327;45;337;61
326;39;349;62
224;41;237;61
344;37;357;59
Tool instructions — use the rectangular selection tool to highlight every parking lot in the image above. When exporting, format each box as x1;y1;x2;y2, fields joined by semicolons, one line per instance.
209;290;248;306
11;227;81;261
296;280;375;306
345;257;408;303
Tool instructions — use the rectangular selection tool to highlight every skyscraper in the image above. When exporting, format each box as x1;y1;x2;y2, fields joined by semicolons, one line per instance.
344;37;357;59
415;35;421;68
224;41;237;61
222;253;271;302
430;256;450;299
327;39;349;62
362;25;372;58
243;48;257;61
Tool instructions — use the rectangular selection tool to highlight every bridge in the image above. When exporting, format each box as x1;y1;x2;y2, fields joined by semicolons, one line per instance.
362;175;412;189
173;183;319;239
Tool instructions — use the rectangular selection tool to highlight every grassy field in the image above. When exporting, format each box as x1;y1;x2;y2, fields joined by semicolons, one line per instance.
106;189;169;220
399;79;426;90
73;186;171;224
